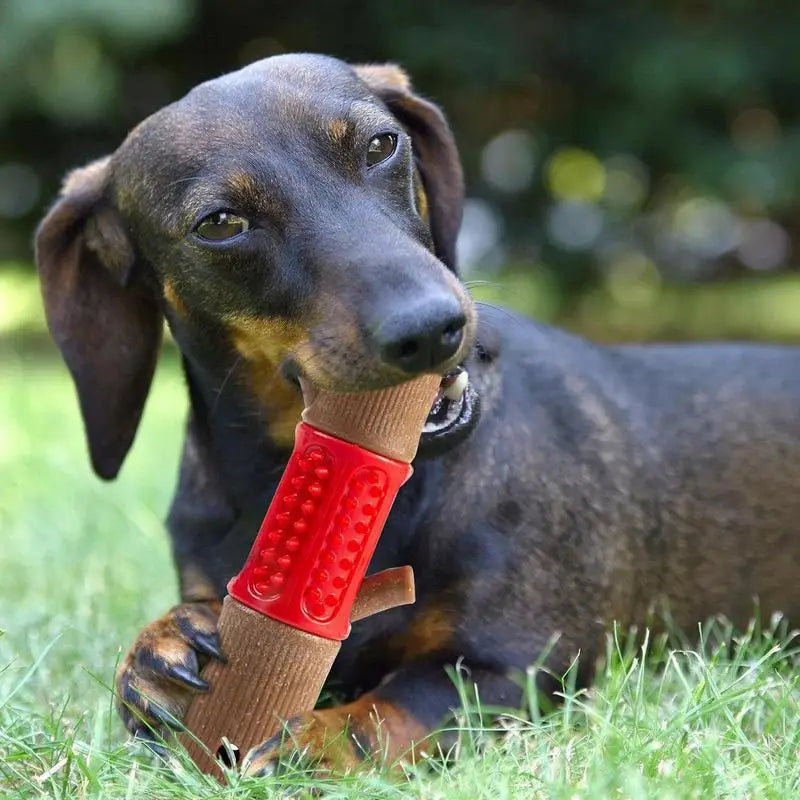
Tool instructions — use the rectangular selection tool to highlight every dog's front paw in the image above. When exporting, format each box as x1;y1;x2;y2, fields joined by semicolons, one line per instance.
116;601;223;751
243;697;428;777
243;709;366;777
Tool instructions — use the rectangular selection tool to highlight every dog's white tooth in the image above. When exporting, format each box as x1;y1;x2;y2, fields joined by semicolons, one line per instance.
444;369;469;401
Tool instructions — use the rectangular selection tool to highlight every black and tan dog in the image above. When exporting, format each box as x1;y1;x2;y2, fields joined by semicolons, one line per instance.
36;54;800;772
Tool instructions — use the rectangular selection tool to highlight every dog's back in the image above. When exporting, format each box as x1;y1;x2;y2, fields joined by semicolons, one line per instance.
447;305;800;660
614;339;800;627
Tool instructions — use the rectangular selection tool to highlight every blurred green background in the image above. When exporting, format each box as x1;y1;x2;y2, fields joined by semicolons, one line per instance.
1;7;800;793
3;0;800;343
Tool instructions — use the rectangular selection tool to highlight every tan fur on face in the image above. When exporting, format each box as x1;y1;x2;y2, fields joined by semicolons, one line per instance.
225;314;307;446
163;279;187;317
291;298;370;390
414;171;429;222
227;170;261;198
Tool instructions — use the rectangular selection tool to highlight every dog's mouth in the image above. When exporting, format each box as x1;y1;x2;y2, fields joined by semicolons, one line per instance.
423;366;471;431
287;361;480;455
418;365;480;456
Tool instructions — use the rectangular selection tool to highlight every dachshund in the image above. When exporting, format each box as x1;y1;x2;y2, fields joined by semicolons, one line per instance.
35;53;800;773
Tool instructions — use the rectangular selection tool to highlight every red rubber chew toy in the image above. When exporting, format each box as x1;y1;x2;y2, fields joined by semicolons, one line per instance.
182;374;441;775
227;423;413;640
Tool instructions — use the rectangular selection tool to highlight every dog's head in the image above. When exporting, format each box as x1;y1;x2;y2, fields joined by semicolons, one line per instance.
36;54;477;479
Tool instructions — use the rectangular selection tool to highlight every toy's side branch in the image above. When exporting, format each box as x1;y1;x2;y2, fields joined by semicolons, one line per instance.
182;375;440;775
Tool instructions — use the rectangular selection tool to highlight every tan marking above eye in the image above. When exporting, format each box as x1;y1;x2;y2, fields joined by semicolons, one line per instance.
226;171;261;199
327;118;349;143
354;64;412;93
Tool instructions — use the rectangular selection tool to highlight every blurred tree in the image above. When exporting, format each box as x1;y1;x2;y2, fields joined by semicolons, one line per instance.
0;0;195;255
2;0;799;311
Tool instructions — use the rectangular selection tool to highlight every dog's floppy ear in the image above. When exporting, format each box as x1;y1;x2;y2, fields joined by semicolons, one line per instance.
354;64;464;271
35;157;162;480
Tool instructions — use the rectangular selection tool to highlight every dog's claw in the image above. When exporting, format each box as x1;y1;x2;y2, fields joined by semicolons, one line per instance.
165;663;210;692
148;700;187;731
134;729;170;759
191;632;226;662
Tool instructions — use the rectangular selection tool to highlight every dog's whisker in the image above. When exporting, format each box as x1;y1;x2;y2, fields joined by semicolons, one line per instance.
463;279;506;289
210;354;244;418
475;301;527;328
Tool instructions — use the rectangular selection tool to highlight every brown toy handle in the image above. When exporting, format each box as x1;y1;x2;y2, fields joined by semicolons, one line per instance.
182;566;415;775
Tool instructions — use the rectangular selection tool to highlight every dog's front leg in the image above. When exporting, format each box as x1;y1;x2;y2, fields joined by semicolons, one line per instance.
116;600;223;752
242;659;523;775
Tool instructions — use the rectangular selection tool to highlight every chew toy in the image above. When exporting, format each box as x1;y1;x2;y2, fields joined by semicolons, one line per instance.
182;373;441;774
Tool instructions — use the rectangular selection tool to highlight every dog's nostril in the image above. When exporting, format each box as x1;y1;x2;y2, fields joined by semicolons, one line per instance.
440;328;462;352
382;336;423;371
436;317;465;361
441;321;463;346
397;339;419;360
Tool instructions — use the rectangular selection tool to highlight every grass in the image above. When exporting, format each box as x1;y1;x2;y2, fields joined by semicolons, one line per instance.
0;336;798;797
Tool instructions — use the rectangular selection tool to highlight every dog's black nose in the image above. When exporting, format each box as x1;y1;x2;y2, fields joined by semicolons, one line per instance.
377;299;466;373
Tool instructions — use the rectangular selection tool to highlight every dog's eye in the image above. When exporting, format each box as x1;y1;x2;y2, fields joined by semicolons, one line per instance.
194;211;250;241
366;133;398;167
